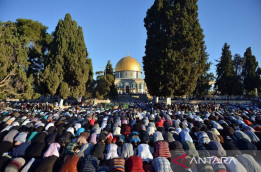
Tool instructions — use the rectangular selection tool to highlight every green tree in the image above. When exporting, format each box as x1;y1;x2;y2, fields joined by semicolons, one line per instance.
233;54;243;76
40;13;89;104
232;53;244;95
95;75;110;99
242;47;259;93
109;84;118;99
105;61;114;84
193;72;215;97
92;60;118;100
16;19;53;95
105;60;118;99
0;21;40;99
105;60;113;75
193;42;212;97
215;43;237;95
256;67;261;95
59;82;70;99
16;19;53;76
143;0;208;97
85;58;94;98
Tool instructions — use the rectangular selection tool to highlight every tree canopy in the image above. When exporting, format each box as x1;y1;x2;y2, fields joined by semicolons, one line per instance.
94;60;118;99
215;43;238;95
105;60;118;99
40;13;90;100
242;47;259;93
0;19;51;99
94;75;110;100
143;0;209;97
193;72;215;97
85;58;94;98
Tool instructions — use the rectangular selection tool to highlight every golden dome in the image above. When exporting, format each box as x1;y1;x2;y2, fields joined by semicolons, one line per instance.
115;56;142;72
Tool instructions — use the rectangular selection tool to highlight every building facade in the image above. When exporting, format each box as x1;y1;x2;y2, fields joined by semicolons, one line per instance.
114;56;147;94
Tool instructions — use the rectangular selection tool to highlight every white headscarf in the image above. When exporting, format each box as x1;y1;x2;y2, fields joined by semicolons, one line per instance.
67;127;75;136
45;123;54;131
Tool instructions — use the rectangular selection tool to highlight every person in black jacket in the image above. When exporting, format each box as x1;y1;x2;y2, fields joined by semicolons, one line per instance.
93;141;106;161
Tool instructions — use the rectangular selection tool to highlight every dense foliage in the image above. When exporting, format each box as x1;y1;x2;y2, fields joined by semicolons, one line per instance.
40;13;90;100
215;43;237;95
143;0;209;97
85;58;94;98
94;60;118;99
0;19;52;99
0;14;94;101
216;44;260;96
193;44;213;97
193;72;215;97
105;60;118;99
242;47;259;93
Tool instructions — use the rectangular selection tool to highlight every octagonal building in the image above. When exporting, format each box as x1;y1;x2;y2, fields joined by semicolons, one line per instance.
114;56;147;94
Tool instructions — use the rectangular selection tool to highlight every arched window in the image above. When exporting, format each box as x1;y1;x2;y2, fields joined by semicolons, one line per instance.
132;82;136;88
118;83;122;88
139;83;143;89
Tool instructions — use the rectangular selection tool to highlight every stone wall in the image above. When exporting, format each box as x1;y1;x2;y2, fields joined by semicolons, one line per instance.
158;99;252;104
93;99;111;105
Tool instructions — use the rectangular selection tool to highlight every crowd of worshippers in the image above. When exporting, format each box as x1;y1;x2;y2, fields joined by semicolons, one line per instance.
0;102;261;172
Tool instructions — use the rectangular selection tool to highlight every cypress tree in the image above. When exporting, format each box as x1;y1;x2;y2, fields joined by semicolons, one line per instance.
193;72;215;97
59;82;70;99
87;58;94;82
215;43;237;95
243;47;259;93
105;60;118;99
232;54;243;95
143;0;208;97
41;13;90;103
105;60;113;75
193;43;212;97
256;67;261;95
233;54;243;76
85;58;94;98
105;60;114;84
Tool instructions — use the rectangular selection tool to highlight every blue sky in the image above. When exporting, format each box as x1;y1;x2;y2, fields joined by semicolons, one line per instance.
0;0;260;78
